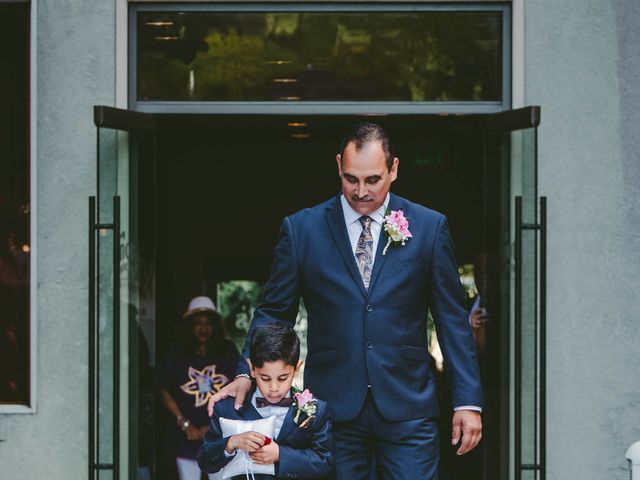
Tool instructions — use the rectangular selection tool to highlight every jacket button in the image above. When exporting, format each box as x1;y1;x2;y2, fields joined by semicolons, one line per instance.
366;304;373;312
366;341;373;349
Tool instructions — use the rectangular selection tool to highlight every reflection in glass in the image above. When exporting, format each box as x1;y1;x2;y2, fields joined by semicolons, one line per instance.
216;280;308;363
138;11;502;102
0;3;30;406
428;263;483;373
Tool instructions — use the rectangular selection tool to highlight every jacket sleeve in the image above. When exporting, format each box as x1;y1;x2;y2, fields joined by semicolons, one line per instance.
428;215;483;408
276;402;334;479
236;216;301;376
197;409;235;473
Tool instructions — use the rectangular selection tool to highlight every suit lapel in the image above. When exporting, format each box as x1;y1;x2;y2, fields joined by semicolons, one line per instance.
275;406;297;442
239;402;264;421
247;387;297;440
325;195;368;298
367;193;403;294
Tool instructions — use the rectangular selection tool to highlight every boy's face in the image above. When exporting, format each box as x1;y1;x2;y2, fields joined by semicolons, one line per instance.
248;359;302;404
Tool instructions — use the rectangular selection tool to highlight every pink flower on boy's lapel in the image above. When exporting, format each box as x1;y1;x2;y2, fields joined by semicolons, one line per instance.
293;388;317;426
294;389;314;407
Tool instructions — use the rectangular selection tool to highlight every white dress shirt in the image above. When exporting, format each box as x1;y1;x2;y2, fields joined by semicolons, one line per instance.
251;390;291;439
339;193;481;414
340;193;389;265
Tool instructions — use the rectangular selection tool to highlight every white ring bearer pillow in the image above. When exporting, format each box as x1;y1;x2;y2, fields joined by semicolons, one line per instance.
219;416;276;479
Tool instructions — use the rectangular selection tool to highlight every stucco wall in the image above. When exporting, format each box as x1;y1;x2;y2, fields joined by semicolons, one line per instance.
0;0;115;478
1;1;639;479
527;1;640;478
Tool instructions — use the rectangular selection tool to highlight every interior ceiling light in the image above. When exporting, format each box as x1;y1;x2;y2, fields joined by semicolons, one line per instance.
145;21;175;26
267;60;293;65
287;122;307;128
273;78;298;84
155;36;179;41
291;134;311;139
279;96;301;101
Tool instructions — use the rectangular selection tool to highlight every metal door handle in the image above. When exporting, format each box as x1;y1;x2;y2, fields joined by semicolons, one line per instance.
88;195;120;480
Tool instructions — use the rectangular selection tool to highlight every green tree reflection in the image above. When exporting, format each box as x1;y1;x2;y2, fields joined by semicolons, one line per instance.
139;12;501;102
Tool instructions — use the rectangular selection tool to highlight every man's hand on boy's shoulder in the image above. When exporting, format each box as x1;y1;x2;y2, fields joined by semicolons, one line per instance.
208;376;253;416
250;441;280;465
226;431;266;454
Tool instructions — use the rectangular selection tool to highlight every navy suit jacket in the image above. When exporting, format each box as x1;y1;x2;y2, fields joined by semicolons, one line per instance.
237;193;483;422
197;389;333;479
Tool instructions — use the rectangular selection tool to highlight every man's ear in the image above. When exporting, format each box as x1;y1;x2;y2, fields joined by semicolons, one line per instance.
390;157;399;182
246;358;255;377
336;154;343;176
295;359;304;376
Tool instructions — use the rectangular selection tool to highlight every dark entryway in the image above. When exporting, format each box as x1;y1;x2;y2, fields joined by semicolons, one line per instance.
148;114;509;480
91;106;543;480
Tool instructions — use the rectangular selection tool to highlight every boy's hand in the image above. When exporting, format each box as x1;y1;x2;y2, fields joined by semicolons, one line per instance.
250;441;280;465
226;432;265;454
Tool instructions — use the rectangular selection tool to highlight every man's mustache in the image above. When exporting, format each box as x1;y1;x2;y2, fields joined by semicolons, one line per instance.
351;196;372;202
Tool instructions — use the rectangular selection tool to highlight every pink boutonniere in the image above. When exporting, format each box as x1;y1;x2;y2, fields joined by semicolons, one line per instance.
293;387;317;428
382;209;412;255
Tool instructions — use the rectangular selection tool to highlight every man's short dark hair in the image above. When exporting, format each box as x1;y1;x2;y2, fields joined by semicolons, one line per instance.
339;122;395;171
249;322;300;368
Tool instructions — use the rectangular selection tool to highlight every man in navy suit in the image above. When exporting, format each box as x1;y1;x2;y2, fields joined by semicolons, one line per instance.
210;123;483;479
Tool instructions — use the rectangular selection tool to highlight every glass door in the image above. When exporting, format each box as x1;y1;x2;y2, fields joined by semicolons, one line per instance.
89;106;157;480
482;106;546;480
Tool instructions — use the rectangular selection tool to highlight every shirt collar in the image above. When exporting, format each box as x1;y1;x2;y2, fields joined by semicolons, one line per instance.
340;193;390;225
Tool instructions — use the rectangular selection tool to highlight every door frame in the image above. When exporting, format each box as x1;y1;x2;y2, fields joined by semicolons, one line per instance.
106;3;538;478
90;106;544;480
89;105;157;480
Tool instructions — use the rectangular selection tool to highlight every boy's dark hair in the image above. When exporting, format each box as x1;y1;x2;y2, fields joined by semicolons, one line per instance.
249;322;300;368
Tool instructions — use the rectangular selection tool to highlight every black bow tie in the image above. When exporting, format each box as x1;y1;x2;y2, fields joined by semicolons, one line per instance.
255;397;294;408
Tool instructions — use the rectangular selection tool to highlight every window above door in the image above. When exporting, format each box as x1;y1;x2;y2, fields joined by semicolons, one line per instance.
131;4;511;114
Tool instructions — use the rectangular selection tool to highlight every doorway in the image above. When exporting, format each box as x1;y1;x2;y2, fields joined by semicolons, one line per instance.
151;113;508;480
89;107;542;480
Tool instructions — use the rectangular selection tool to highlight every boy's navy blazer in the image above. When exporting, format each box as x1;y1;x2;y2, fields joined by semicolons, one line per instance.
197;388;333;479
237;193;483;422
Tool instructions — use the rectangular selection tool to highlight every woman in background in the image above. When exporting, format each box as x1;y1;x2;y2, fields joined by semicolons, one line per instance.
158;296;240;480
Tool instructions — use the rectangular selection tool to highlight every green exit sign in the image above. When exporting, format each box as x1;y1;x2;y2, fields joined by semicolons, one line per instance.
415;151;444;167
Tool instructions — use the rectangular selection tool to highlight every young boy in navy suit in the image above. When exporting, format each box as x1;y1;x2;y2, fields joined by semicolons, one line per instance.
197;322;333;479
